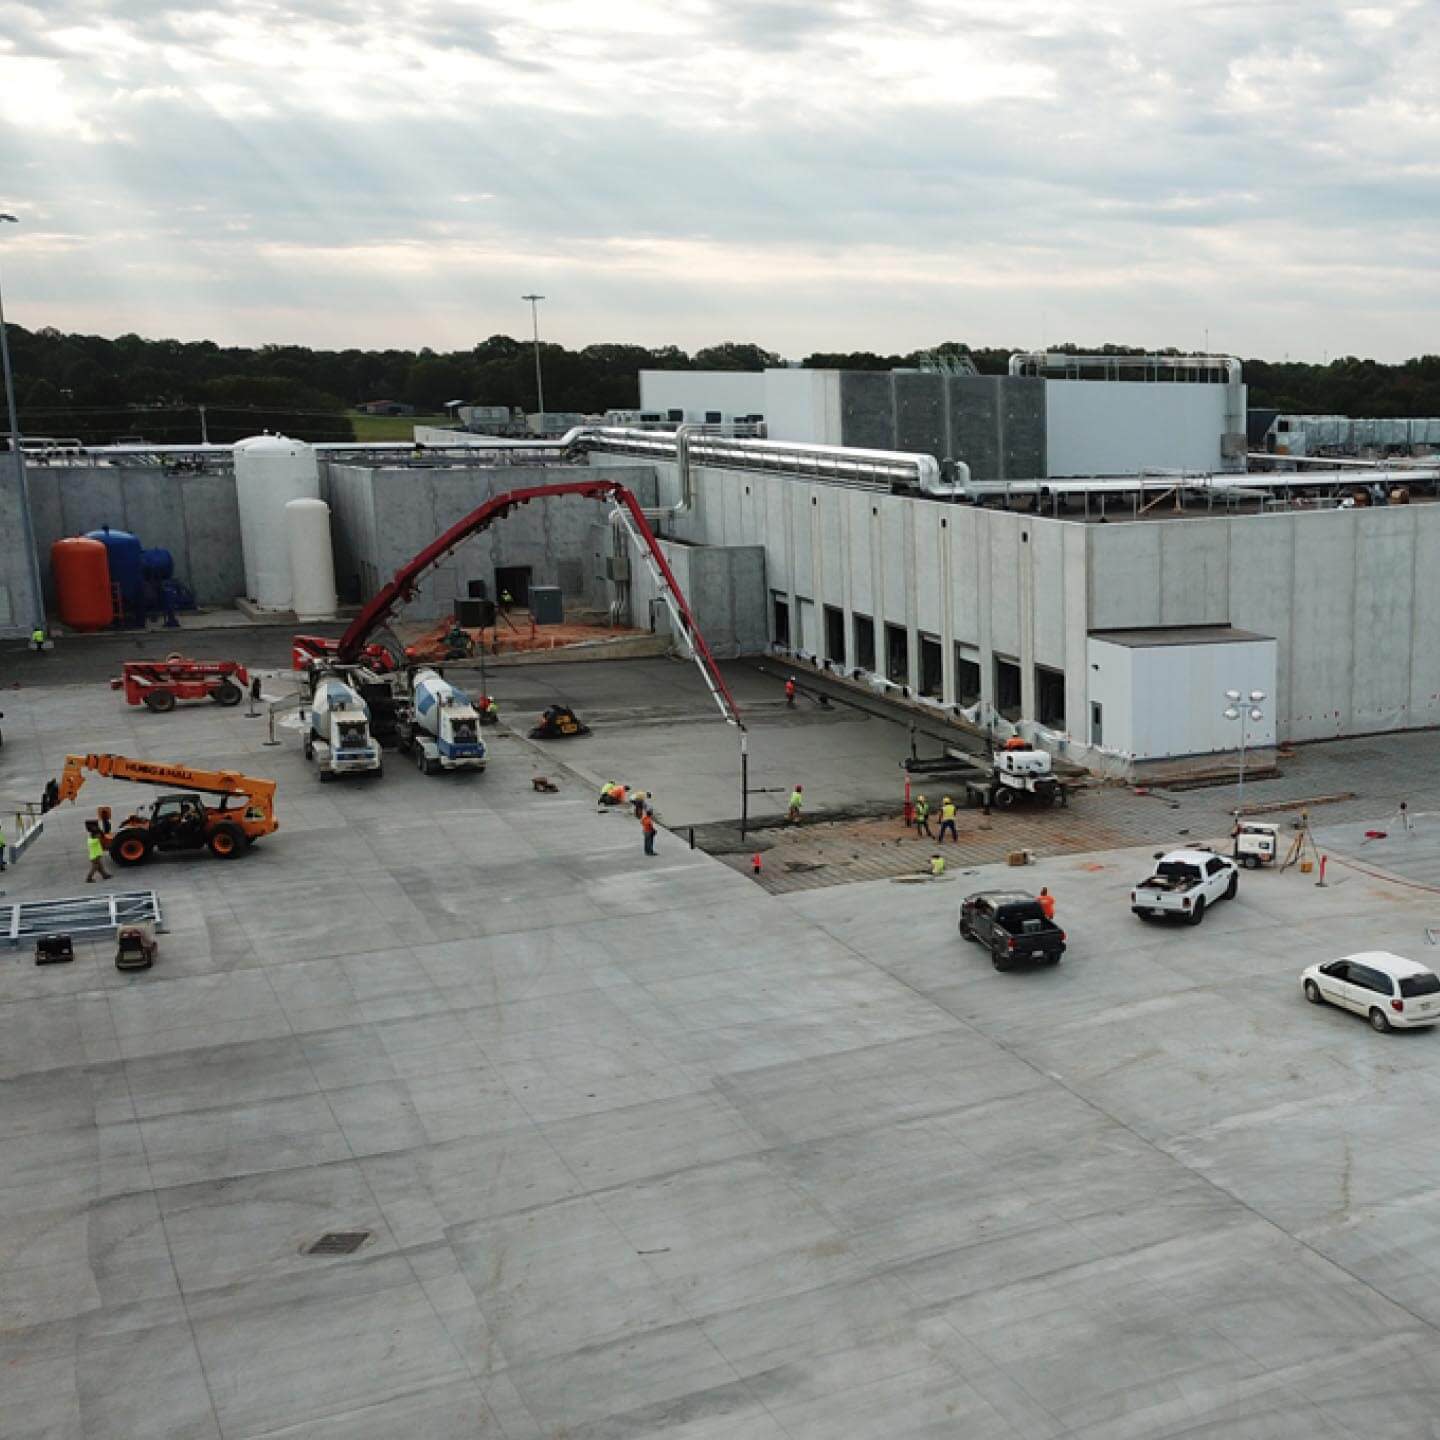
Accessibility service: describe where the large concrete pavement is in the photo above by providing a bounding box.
[5,673,1440,1436]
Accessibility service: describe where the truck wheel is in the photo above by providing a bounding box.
[414,747,428,773]
[212,680,242,706]
[424,757,439,776]
[992,952,1010,971]
[1369,1007,1392,1033]
[1036,789,1055,808]
[1188,898,1207,926]
[993,787,1016,810]
[303,734,314,760]
[143,690,176,713]
[112,830,152,866]
[318,768,333,783]
[1047,954,1061,965]
[207,823,246,859]
[1225,872,1239,900]
[959,919,974,941]
[1243,855,1259,870]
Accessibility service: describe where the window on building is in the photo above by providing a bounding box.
[886,624,909,685]
[994,656,1022,721]
[853,613,876,672]
[1036,666,1066,729]
[772,593,790,647]
[824,606,846,665]
[919,635,943,698]
[954,646,981,707]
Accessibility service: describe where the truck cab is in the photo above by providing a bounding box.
[303,679,383,780]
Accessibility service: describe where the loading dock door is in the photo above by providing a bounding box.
[494,565,532,607]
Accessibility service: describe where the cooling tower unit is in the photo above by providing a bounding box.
[234,433,321,610]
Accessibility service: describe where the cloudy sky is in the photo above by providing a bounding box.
[0,0,1435,357]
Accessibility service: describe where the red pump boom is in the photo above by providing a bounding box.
[329,479,743,727]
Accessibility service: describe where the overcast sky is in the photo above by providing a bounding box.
[0,0,1435,358]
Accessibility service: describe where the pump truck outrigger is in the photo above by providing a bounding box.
[54,753,279,865]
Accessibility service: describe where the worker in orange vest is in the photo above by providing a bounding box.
[641,809,657,856]
[1038,886,1055,920]
[785,676,797,708]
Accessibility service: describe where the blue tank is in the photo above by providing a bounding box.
[86,527,144,617]
[140,547,174,581]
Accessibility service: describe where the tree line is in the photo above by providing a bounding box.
[6,323,1440,446]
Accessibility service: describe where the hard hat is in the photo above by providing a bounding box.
[943,795,952,803]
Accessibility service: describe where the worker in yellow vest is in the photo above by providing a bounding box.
[787,785,804,823]
[930,854,945,877]
[85,824,111,883]
[937,796,958,843]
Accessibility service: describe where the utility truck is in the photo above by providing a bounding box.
[401,668,487,774]
[303,678,382,780]
[1131,848,1238,925]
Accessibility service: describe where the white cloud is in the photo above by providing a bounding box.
[0,0,1437,357]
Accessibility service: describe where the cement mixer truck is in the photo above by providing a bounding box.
[303,677,383,780]
[398,668,487,775]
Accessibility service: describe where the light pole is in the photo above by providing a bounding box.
[0,212,45,639]
[1223,688,1266,816]
[521,293,545,432]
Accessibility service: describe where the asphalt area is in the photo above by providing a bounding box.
[7,635,1440,1437]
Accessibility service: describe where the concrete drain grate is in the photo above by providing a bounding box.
[305,1231,371,1257]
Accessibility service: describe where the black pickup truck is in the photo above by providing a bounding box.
[959,891,1066,970]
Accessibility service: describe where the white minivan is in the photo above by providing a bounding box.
[1301,951,1440,1032]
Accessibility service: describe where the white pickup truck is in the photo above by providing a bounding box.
[1131,848,1238,925]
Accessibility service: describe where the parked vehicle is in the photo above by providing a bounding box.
[1302,951,1440,1032]
[112,655,249,712]
[303,678,382,780]
[959,890,1066,970]
[400,668,487,775]
[1131,848,1238,924]
[1232,821,1279,868]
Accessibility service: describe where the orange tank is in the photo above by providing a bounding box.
[51,536,114,631]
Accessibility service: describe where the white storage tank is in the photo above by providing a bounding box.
[234,433,320,610]
[285,497,338,620]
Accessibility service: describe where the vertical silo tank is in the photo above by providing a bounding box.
[285,497,339,620]
[85,526,144,617]
[233,433,321,609]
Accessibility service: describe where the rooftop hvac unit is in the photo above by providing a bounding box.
[668,409,683,422]
[705,411,722,424]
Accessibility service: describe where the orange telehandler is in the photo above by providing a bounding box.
[55,753,279,865]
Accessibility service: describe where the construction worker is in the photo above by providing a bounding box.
[29,626,46,653]
[631,788,647,820]
[930,854,945,877]
[785,676,797,708]
[788,784,804,823]
[641,808,657,856]
[500,588,514,613]
[913,794,933,838]
[599,780,624,807]
[1038,886,1055,920]
[937,796,958,843]
[84,824,111,883]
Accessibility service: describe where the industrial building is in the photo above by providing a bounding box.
[5,353,1440,774]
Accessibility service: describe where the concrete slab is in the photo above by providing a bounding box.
[7,660,1440,1435]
